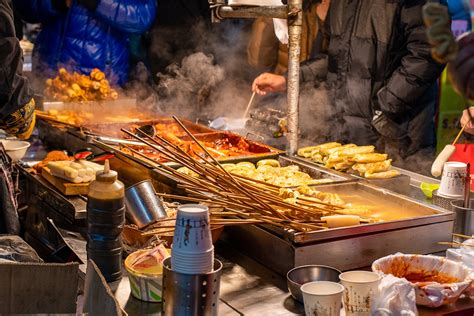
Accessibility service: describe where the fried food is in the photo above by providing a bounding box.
[364,170,401,179]
[33,150,72,173]
[45,68,119,102]
[257,159,280,168]
[339,145,375,157]
[298,142,398,179]
[297,142,341,158]
[350,153,388,163]
[353,159,392,175]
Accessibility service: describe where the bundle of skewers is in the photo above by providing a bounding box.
[114,116,373,233]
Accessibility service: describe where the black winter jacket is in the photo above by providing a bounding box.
[0,0,32,119]
[301,0,445,156]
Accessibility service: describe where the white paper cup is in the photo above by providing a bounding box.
[438,162,467,198]
[339,271,381,316]
[171,246,214,274]
[301,281,344,316]
[172,204,213,253]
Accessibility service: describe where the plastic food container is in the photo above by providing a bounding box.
[125,247,169,303]
[0,140,30,162]
[372,254,473,307]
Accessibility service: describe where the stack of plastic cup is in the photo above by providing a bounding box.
[171,204,214,274]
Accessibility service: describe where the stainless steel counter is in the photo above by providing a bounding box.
[112,241,304,316]
[112,241,474,316]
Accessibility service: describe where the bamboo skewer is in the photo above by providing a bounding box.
[243,91,256,119]
[452,124,467,145]
[438,241,474,248]
[120,121,359,233]
[452,233,473,239]
[171,116,286,219]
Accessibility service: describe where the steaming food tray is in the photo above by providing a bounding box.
[94,130,284,170]
[223,181,454,275]
[291,155,411,195]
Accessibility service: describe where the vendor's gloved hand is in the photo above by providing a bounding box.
[0,98,36,140]
[252,73,287,96]
[448,32,474,100]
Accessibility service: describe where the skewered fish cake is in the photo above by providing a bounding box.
[177,166,199,178]
[221,163,237,172]
[257,159,280,168]
[236,161,255,169]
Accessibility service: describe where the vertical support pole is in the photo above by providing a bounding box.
[286,0,302,155]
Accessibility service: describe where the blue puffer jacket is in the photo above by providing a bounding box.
[14,0,156,86]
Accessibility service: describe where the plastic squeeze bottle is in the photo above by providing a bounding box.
[86,160,125,282]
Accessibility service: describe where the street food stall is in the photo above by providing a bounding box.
[6,104,471,314]
[1,0,473,315]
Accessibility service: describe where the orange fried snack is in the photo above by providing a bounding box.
[32,150,72,174]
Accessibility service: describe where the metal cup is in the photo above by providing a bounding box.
[450,199,474,242]
[125,180,167,229]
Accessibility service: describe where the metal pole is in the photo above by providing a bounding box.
[215,5,287,20]
[286,0,302,155]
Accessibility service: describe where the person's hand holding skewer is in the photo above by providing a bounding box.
[461,106,474,135]
[252,73,287,95]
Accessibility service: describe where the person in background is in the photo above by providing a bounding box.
[247,0,330,75]
[253,0,445,161]
[450,33,474,135]
[0,0,35,139]
[14,0,156,89]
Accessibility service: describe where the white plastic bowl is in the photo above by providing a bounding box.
[0,140,30,161]
[372,254,474,307]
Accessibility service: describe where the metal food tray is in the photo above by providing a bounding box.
[94,131,284,170]
[81,118,215,138]
[41,99,137,112]
[291,155,411,195]
[278,156,353,184]
[222,181,454,275]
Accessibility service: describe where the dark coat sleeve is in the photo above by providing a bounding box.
[13,0,64,24]
[93,0,157,34]
[0,0,33,118]
[375,0,445,120]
